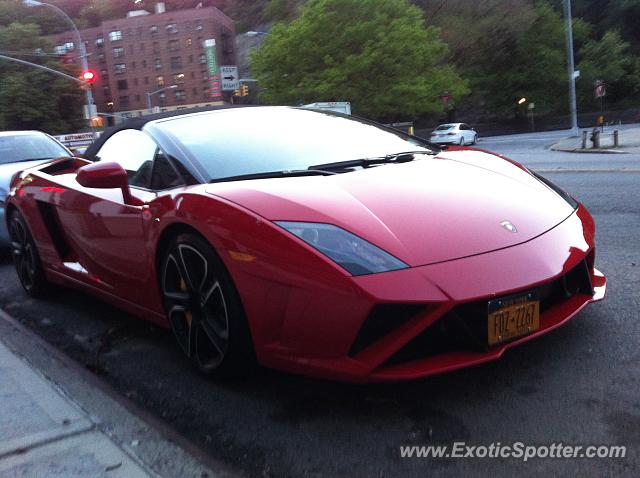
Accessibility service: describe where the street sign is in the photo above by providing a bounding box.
[220,65,239,91]
[54,132,98,149]
[439,91,452,106]
[595,80,606,98]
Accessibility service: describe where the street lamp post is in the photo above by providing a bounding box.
[563,0,579,136]
[23,0,94,118]
[146,85,178,113]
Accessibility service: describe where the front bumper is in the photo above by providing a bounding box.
[258,207,606,382]
[430,135,462,144]
[430,139,458,145]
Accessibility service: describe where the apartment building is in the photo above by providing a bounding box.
[50,3,236,122]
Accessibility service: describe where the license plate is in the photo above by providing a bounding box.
[487,292,540,346]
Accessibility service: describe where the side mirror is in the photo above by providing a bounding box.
[76,161,139,205]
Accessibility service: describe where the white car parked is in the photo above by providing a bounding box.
[430,123,478,145]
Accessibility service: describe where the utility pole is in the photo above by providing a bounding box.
[563,0,579,136]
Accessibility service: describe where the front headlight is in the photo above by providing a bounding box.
[275,221,409,276]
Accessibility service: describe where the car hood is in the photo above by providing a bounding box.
[206,150,576,267]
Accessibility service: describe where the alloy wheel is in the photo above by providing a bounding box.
[162,244,230,371]
[10,217,37,291]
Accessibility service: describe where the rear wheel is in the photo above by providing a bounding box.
[9,210,47,296]
[160,233,255,377]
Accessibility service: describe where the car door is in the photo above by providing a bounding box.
[459,124,470,143]
[55,129,158,307]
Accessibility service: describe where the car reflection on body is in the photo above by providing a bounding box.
[4,106,605,382]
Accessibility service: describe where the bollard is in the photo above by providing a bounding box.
[613,130,619,148]
[581,130,587,149]
[590,128,600,149]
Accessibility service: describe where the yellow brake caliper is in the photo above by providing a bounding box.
[181,278,193,326]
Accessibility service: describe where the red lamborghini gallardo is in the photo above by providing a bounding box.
[4,106,606,382]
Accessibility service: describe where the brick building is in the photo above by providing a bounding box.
[50,3,236,123]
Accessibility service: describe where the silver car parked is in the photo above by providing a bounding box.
[430,123,478,146]
[0,131,72,245]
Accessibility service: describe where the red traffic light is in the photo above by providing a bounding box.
[81,69,97,84]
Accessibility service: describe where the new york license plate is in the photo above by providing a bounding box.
[488,292,540,346]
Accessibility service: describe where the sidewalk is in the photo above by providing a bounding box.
[0,308,232,478]
[551,127,640,153]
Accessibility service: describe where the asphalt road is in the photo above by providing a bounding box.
[0,133,638,477]
[479,126,640,170]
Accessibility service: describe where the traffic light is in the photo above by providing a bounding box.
[240,84,249,97]
[81,69,97,84]
[90,116,104,128]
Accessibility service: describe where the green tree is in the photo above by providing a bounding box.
[262,0,297,21]
[506,3,572,115]
[567,0,640,53]
[430,1,590,117]
[577,30,640,109]
[427,0,539,116]
[0,21,85,133]
[251,0,469,119]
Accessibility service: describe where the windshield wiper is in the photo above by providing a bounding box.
[209,169,336,183]
[308,150,435,172]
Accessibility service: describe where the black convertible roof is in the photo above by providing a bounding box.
[83,104,248,160]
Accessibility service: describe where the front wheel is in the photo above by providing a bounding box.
[9,210,47,296]
[160,233,255,377]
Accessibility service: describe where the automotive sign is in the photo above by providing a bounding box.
[54,132,99,149]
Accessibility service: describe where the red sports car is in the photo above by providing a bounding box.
[5,106,606,382]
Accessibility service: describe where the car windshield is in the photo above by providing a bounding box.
[435,124,455,131]
[152,107,435,181]
[0,134,70,165]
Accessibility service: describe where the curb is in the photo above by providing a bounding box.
[550,147,629,154]
[0,307,238,478]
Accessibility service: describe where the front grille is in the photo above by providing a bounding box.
[348,304,427,356]
[382,259,594,367]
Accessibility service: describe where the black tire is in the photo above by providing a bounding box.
[472,133,478,145]
[160,233,255,377]
[9,210,48,297]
